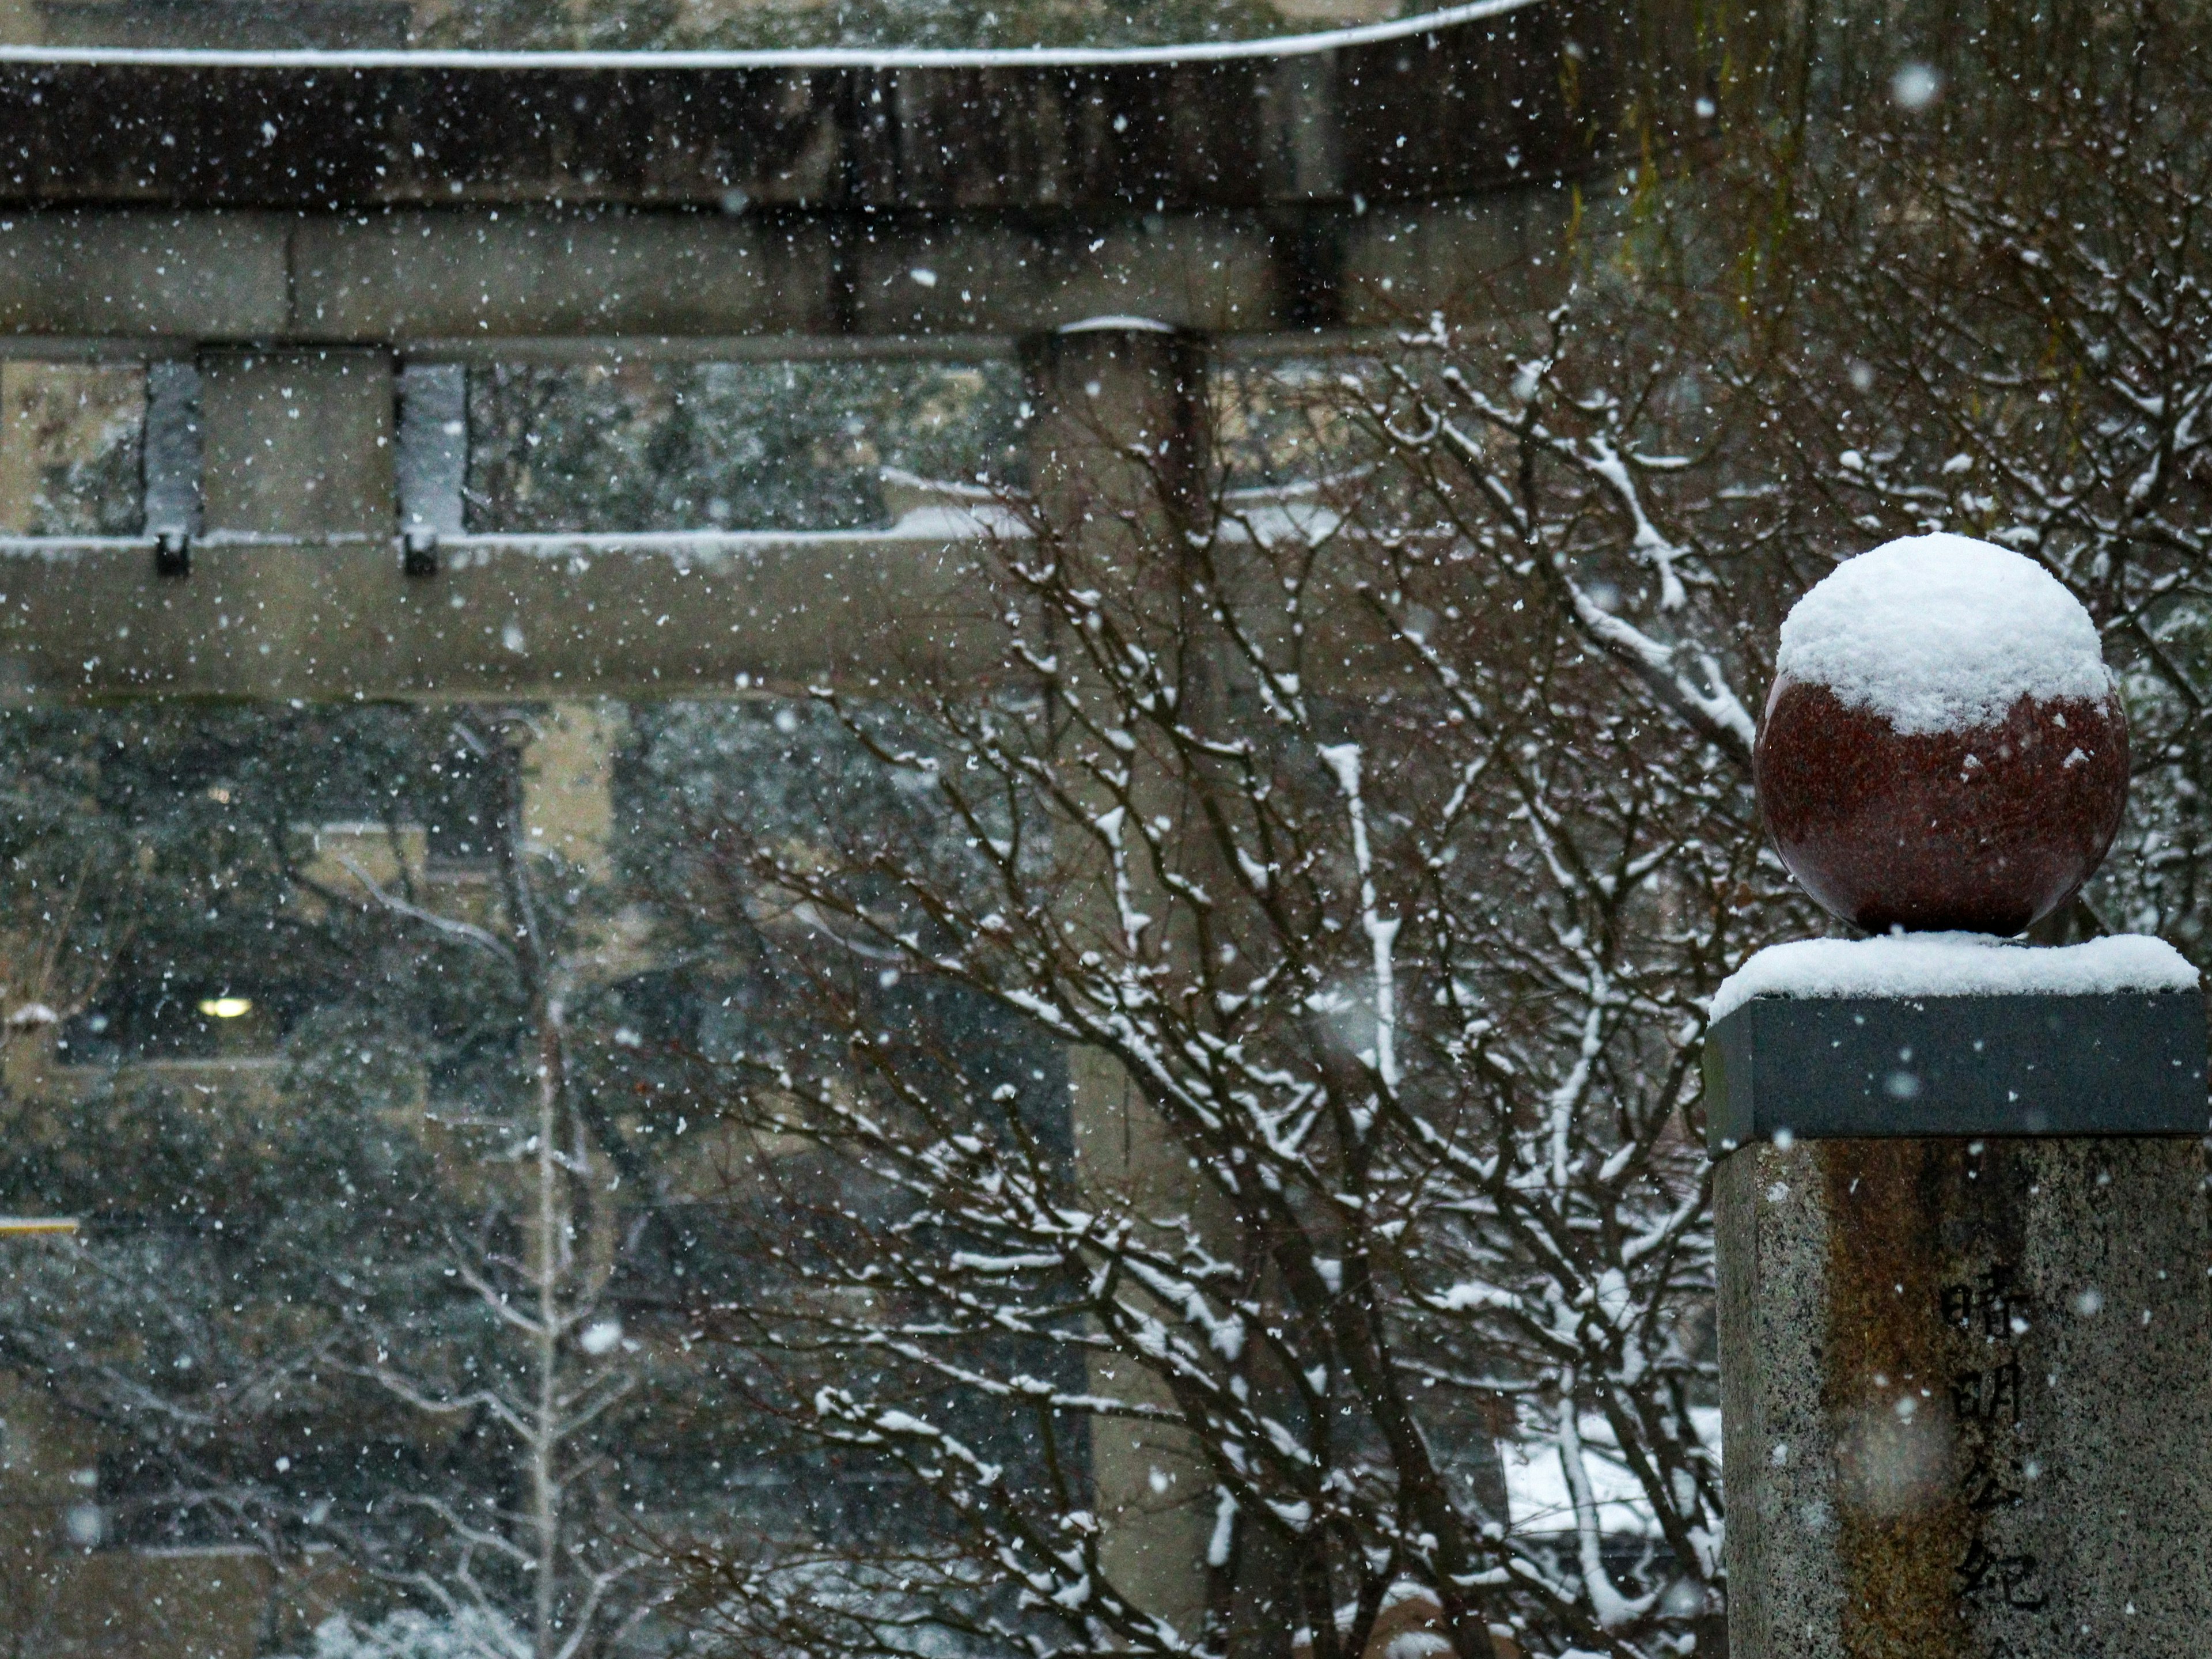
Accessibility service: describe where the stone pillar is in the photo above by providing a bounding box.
[1023,321,1209,548]
[1025,322,1221,1643]
[1066,1044,1225,1642]
[200,349,394,537]
[1710,984,2212,1658]
[1719,531,2212,1657]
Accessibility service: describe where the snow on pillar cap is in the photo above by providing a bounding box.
[1711,931,2200,1021]
[1776,533,2111,736]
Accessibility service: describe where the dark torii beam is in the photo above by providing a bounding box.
[0,0,1657,350]
[0,3,1607,212]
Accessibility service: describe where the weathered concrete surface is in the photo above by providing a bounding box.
[0,1,1639,348]
[0,532,1006,700]
[1025,322,1210,536]
[201,348,393,534]
[1029,327,1224,1640]
[0,520,1422,703]
[1718,1135,2212,1658]
[0,195,1570,346]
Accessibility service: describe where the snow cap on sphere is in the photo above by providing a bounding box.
[1775,533,2111,736]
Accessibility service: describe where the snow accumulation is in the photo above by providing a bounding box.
[1775,533,2111,736]
[884,502,1031,539]
[0,0,1536,69]
[1712,932,2199,1021]
[1499,1408,1721,1536]
[1057,316,1177,335]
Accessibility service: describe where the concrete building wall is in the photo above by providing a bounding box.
[0,718,623,1651]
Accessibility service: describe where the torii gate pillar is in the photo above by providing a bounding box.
[1026,322,1232,1643]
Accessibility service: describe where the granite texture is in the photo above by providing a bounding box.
[1718,1135,2212,1658]
[1753,680,2127,934]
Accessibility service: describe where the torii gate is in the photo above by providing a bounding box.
[0,0,1658,704]
[0,0,1666,1632]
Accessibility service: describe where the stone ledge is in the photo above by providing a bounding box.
[1703,988,2209,1153]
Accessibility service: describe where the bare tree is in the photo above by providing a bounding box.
[7,12,2210,1658]
[656,253,1816,1659]
[339,718,664,1659]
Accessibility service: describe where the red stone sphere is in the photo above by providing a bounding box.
[1753,675,2128,935]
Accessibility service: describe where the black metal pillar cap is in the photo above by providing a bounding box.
[1702,988,2209,1156]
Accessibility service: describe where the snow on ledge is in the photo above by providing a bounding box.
[0,0,1537,71]
[1711,932,2199,1022]
[1056,315,1177,335]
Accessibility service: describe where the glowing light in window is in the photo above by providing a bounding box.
[198,997,253,1020]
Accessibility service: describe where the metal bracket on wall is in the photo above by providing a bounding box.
[143,359,202,570]
[396,362,465,579]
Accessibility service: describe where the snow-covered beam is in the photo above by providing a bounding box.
[0,2,1626,217]
[0,0,1671,350]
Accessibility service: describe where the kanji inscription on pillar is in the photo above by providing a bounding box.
[1718,1135,2212,1658]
